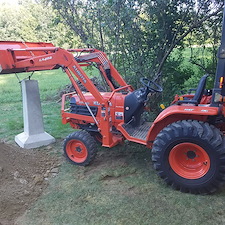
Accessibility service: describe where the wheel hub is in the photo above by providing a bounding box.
[76,146,82,153]
[169,142,210,179]
[186,150,196,159]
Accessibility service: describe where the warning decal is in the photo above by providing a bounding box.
[115,112,123,120]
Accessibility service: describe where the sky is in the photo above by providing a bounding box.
[0,0,18,3]
[0,0,19,5]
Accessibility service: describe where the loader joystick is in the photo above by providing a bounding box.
[140,77,163,93]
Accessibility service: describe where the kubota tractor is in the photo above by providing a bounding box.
[1,8,225,195]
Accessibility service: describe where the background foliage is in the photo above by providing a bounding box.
[0,0,224,104]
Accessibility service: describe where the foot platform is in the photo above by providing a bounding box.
[122,122,152,141]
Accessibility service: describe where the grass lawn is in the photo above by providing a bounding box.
[19,146,225,225]
[0,69,71,141]
[1,69,225,225]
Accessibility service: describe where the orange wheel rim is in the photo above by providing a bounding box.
[66,140,88,163]
[169,143,210,179]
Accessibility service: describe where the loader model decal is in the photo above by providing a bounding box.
[73,65,87,83]
[39,56,52,62]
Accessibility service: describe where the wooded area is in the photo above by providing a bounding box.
[0,0,224,104]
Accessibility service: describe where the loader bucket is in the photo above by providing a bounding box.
[0,41,55,74]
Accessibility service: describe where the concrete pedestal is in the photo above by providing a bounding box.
[15,80,55,149]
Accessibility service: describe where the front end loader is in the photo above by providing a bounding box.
[1,6,225,194]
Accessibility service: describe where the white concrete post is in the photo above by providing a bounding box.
[15,80,55,149]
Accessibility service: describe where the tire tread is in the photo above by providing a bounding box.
[63,130,97,166]
[152,120,225,194]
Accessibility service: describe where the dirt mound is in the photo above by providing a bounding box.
[0,142,60,225]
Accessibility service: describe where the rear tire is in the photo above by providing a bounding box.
[64,130,97,166]
[152,120,225,194]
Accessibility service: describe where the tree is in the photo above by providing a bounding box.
[43,0,224,111]
[46,1,223,83]
[0,0,79,48]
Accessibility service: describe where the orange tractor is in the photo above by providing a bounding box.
[1,12,225,195]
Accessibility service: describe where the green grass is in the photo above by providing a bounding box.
[18,145,225,225]
[171,46,216,92]
[0,69,72,141]
[2,66,225,225]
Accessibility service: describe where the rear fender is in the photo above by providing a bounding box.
[146,104,219,148]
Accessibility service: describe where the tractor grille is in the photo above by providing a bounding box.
[70,104,98,116]
[122,122,152,141]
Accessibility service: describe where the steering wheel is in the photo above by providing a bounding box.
[140,77,163,93]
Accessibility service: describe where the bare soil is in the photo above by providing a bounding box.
[0,141,60,225]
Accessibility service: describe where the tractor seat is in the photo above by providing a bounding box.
[178,74,209,106]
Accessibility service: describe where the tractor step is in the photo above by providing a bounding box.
[122,122,152,141]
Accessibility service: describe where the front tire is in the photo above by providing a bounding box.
[64,130,97,166]
[152,120,225,194]
[89,131,102,144]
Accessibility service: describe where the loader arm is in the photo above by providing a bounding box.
[0,41,132,147]
[0,41,131,104]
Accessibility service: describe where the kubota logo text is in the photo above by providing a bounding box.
[73,65,87,83]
